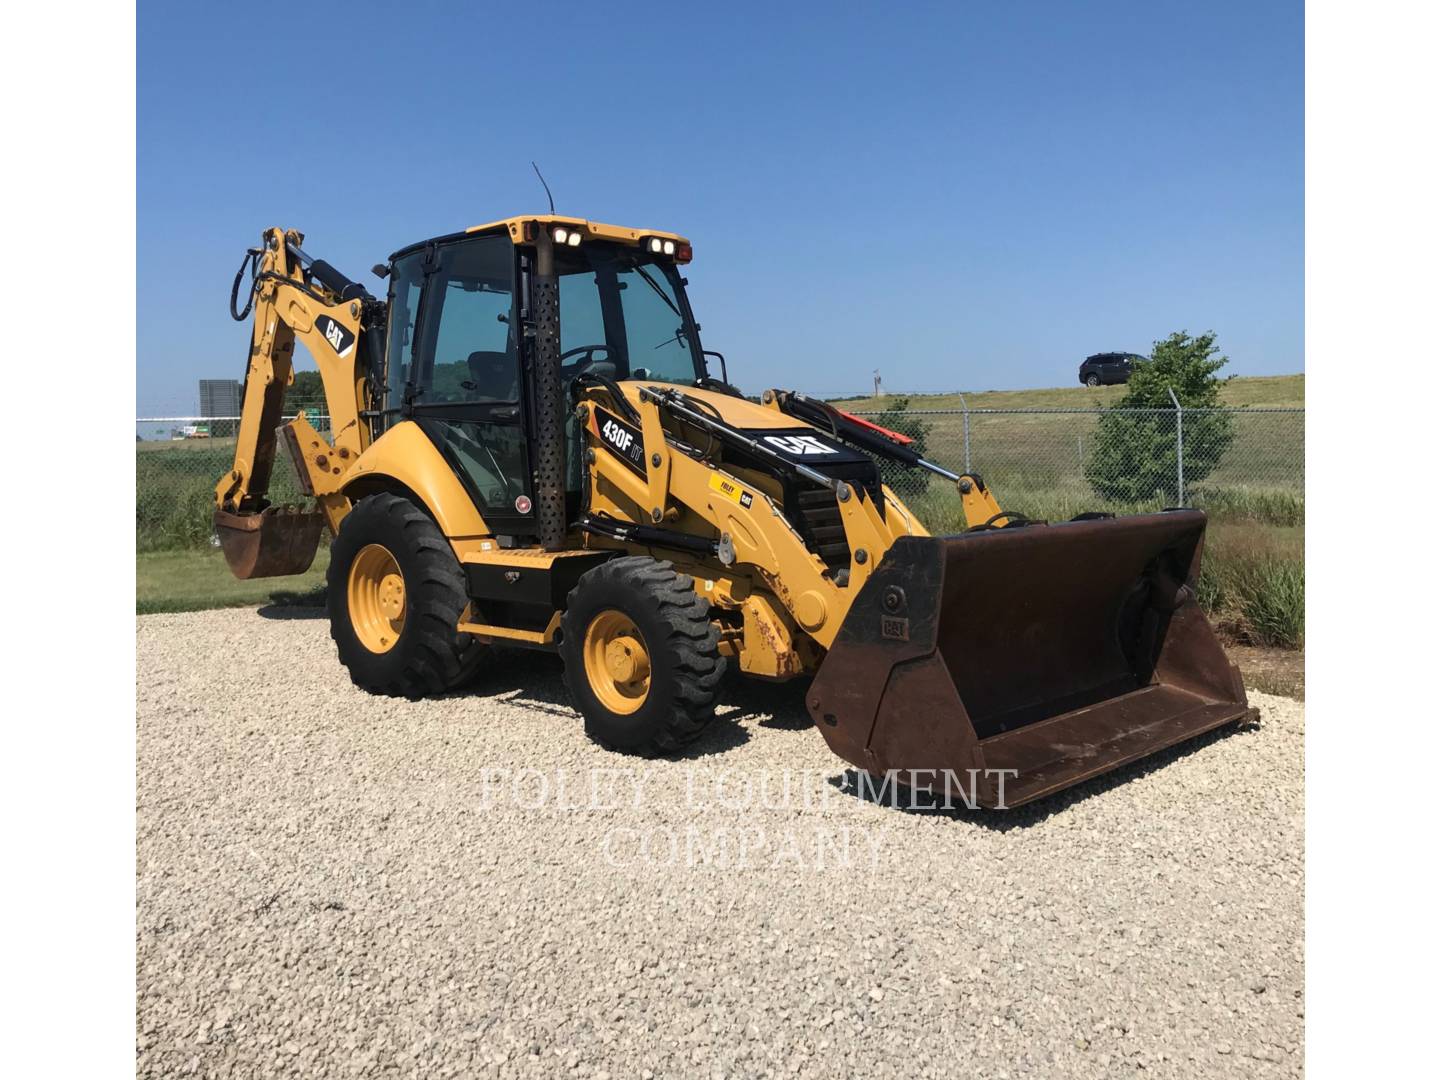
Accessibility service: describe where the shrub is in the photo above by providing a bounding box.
[1085,331,1236,504]
[868,397,933,495]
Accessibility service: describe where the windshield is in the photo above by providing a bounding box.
[555,242,702,385]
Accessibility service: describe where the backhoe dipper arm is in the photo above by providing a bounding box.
[214,226,376,527]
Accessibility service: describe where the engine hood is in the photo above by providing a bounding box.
[613,381,873,469]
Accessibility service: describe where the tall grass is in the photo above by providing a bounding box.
[1199,523,1305,648]
[136,439,311,552]
[1235,560,1304,648]
[1191,487,1304,528]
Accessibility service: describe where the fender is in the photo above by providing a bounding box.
[341,421,490,540]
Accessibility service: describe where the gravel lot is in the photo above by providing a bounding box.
[137,607,1303,1078]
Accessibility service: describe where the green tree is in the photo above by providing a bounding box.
[870,397,933,497]
[1084,331,1236,504]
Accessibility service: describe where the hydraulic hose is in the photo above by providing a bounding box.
[229,248,262,321]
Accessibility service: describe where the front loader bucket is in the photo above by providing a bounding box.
[214,506,324,580]
[808,511,1254,809]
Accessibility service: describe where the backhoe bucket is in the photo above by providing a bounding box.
[214,506,325,580]
[808,511,1254,809]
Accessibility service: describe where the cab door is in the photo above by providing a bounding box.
[384,233,536,535]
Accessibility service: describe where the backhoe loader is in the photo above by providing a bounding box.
[215,216,1253,808]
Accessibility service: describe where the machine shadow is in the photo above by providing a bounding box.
[830,717,1257,831]
[454,647,788,758]
[256,596,328,620]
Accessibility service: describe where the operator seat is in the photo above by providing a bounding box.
[466,351,518,402]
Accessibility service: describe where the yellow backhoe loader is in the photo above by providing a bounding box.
[215,217,1253,808]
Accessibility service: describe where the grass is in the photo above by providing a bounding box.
[839,390,1304,526]
[828,372,1305,411]
[137,548,329,614]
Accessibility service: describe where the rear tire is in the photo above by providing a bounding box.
[327,492,484,698]
[1086,374,1101,387]
[560,556,727,754]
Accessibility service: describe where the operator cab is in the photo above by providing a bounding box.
[377,220,713,538]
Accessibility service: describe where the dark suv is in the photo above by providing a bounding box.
[1078,352,1144,387]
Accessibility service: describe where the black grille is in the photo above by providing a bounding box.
[792,488,850,568]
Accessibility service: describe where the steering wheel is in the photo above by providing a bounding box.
[559,345,612,378]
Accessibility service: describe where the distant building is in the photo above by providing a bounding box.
[199,379,242,418]
[199,379,242,438]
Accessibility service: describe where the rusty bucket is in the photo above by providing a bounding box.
[214,505,325,580]
[808,511,1254,808]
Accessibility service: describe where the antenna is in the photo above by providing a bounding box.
[531,162,555,214]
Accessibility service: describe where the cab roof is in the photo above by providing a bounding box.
[391,215,689,261]
[469,214,689,246]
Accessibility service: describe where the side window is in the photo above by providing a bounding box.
[383,254,424,422]
[413,236,518,404]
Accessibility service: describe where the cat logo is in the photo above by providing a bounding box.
[315,315,355,358]
[763,433,837,456]
[881,616,910,641]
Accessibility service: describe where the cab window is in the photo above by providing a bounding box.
[412,236,519,404]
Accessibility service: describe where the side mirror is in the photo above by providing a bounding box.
[703,350,729,386]
[372,263,390,280]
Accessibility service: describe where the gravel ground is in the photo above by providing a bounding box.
[137,607,1303,1078]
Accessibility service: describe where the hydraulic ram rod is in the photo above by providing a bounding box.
[780,392,961,482]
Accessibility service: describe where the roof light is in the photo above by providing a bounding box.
[648,237,663,253]
[662,239,675,256]
[566,230,581,247]
[552,226,569,244]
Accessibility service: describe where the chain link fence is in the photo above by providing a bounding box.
[136,406,1302,551]
[847,405,1304,532]
[136,415,331,552]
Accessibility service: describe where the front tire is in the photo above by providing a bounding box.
[560,556,727,754]
[327,492,483,698]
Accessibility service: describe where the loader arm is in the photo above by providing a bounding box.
[213,226,380,577]
[574,377,1251,808]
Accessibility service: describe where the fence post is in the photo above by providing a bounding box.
[959,394,971,473]
[1167,387,1184,506]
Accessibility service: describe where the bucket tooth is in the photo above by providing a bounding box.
[807,512,1253,809]
[214,505,324,580]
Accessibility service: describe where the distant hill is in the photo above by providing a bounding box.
[829,373,1304,411]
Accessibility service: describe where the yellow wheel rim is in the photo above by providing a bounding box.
[347,544,406,653]
[582,609,652,715]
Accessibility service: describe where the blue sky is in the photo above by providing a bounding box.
[137,0,1302,412]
